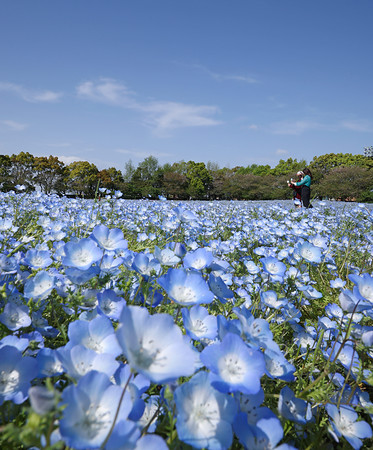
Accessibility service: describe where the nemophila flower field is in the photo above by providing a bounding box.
[0,190,373,450]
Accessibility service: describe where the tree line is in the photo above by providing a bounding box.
[0,151,372,201]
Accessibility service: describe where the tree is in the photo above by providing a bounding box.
[0,154,12,191]
[33,156,66,194]
[186,161,212,199]
[317,166,373,201]
[271,158,306,176]
[98,167,124,191]
[9,152,35,190]
[66,161,99,197]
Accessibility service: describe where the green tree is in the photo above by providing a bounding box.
[317,166,373,201]
[186,161,212,199]
[33,156,66,194]
[98,167,124,191]
[66,161,99,197]
[0,154,12,191]
[9,151,35,190]
[271,158,306,176]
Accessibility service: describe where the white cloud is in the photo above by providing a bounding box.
[247,124,258,130]
[340,120,373,132]
[76,78,135,106]
[142,101,221,130]
[0,81,63,102]
[269,120,324,135]
[58,155,85,165]
[276,148,289,155]
[0,120,28,131]
[76,78,222,131]
[187,63,258,84]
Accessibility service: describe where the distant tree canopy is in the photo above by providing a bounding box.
[0,151,372,201]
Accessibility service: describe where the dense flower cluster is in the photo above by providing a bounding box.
[0,190,373,449]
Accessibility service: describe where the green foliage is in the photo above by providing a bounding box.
[66,161,99,197]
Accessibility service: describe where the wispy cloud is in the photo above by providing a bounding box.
[247,124,259,130]
[76,78,135,106]
[115,148,172,158]
[76,78,222,132]
[276,148,289,155]
[58,155,85,165]
[340,120,373,133]
[0,81,63,102]
[0,119,28,131]
[186,63,258,84]
[269,120,326,135]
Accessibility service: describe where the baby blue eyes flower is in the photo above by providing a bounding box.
[59,370,133,450]
[67,315,122,357]
[296,241,323,264]
[330,277,346,289]
[62,238,103,271]
[91,224,128,251]
[183,248,214,270]
[260,257,287,280]
[158,268,214,306]
[174,370,237,449]
[182,305,218,340]
[349,273,373,304]
[0,345,37,406]
[278,386,312,425]
[23,270,56,300]
[0,301,31,331]
[208,273,234,302]
[326,404,372,449]
[23,248,53,269]
[116,305,197,383]
[97,289,126,321]
[201,333,265,395]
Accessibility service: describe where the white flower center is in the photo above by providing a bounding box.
[171,285,197,304]
[0,369,20,395]
[218,353,245,383]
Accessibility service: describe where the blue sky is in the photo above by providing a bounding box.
[0,0,372,170]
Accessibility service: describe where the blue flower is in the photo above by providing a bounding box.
[23,270,55,300]
[260,257,287,280]
[0,301,31,331]
[158,268,214,306]
[57,345,119,380]
[59,370,133,449]
[0,345,37,405]
[208,273,234,302]
[116,305,197,383]
[201,333,265,395]
[62,238,103,271]
[91,224,128,251]
[183,248,214,271]
[67,315,122,356]
[278,386,312,425]
[326,404,372,449]
[174,370,237,449]
[23,248,53,269]
[349,273,373,304]
[296,241,323,264]
[182,304,218,340]
[97,289,126,321]
[234,412,288,450]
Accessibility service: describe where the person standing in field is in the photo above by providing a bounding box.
[288,171,303,207]
[291,168,313,208]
